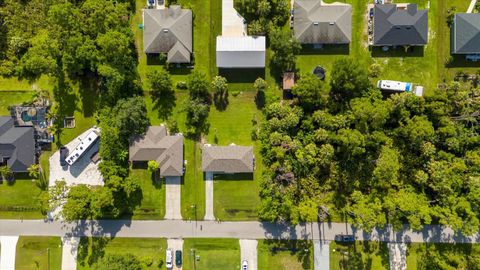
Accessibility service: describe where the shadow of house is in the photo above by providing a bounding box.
[371,45,425,57]
[372,4,428,51]
[218,68,265,83]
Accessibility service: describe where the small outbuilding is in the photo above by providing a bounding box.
[216,36,266,68]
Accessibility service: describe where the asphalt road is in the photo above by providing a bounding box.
[1,220,480,244]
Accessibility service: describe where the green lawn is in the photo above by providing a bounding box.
[0,75,53,91]
[406,242,480,270]
[77,237,167,269]
[0,91,34,115]
[330,241,389,270]
[258,240,314,270]
[130,167,166,220]
[0,178,44,219]
[183,238,240,270]
[16,236,62,270]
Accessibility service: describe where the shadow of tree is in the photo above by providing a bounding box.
[152,91,176,121]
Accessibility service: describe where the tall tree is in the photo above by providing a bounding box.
[329,58,371,108]
[212,75,228,111]
[147,69,176,119]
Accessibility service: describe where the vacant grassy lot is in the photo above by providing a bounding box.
[0,178,44,219]
[16,236,62,270]
[130,167,166,220]
[77,237,167,269]
[258,240,314,270]
[330,241,389,270]
[183,238,240,270]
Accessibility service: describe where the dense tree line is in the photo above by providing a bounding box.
[236,0,290,36]
[0,0,140,104]
[257,58,480,235]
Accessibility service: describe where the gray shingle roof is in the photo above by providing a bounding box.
[143,5,192,63]
[129,126,184,177]
[452,13,480,54]
[294,1,352,44]
[202,145,254,173]
[0,116,35,173]
[373,4,428,46]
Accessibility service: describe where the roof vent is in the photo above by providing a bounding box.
[395,26,401,29]
[329,22,335,25]
[405,26,411,30]
[313,22,319,26]
[163,29,169,33]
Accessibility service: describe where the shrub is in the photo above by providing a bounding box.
[176,81,187,89]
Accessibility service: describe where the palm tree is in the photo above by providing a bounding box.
[28,164,40,179]
[0,166,12,182]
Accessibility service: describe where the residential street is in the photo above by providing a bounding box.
[1,220,480,244]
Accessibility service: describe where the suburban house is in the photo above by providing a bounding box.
[129,126,184,177]
[451,13,480,55]
[202,144,254,174]
[216,0,266,68]
[143,5,192,63]
[293,0,352,45]
[373,4,428,47]
[0,116,35,173]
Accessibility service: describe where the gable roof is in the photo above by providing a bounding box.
[294,0,352,44]
[452,13,480,54]
[373,4,428,46]
[202,145,254,173]
[0,116,35,172]
[129,126,184,177]
[143,6,192,63]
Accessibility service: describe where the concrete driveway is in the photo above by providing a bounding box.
[62,236,80,270]
[0,236,19,270]
[240,239,257,270]
[204,172,215,220]
[388,243,407,270]
[167,238,184,270]
[314,240,329,270]
[165,177,182,220]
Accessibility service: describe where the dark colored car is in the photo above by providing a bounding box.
[60,146,69,167]
[175,250,182,267]
[334,234,355,243]
[369,8,374,18]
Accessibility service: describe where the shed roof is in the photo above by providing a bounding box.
[129,126,184,177]
[143,6,192,63]
[373,4,428,46]
[294,0,352,44]
[202,145,254,173]
[452,13,480,54]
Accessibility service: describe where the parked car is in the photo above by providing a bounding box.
[60,146,69,167]
[334,234,355,243]
[147,0,155,8]
[175,250,182,267]
[166,249,173,268]
[242,260,248,270]
[369,8,374,18]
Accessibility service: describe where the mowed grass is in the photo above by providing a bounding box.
[183,238,240,270]
[330,241,389,270]
[258,240,314,270]
[130,167,166,220]
[77,237,167,269]
[208,91,262,220]
[16,236,62,270]
[0,178,44,219]
[0,75,53,91]
[0,91,34,115]
[406,242,480,270]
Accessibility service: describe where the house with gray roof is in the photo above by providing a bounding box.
[202,145,254,174]
[294,0,352,44]
[451,13,480,55]
[0,116,35,173]
[143,5,192,63]
[129,126,184,177]
[373,4,428,46]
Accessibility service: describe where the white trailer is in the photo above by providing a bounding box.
[66,130,99,166]
[377,80,423,97]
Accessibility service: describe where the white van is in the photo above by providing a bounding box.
[166,248,173,269]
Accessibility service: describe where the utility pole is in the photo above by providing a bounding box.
[47,247,50,270]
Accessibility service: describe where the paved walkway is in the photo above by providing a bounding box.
[167,238,184,270]
[467,0,478,13]
[0,236,19,270]
[204,172,215,221]
[1,220,480,244]
[61,236,80,270]
[165,177,182,220]
[388,243,407,270]
[240,239,257,270]
[314,240,329,270]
